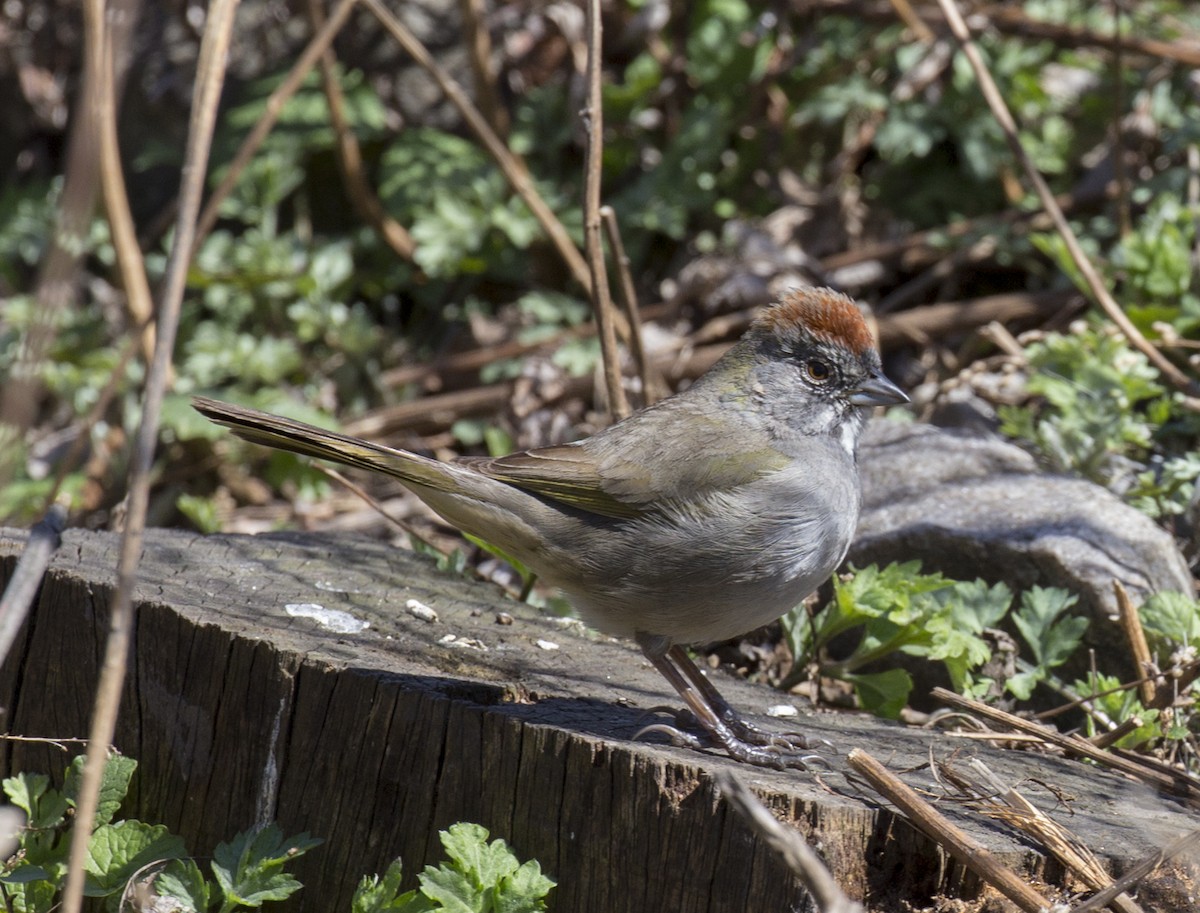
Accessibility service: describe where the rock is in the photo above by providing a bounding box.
[852,420,1195,659]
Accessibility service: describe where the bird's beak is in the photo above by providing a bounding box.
[849,371,909,407]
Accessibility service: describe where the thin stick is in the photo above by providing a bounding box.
[1114,580,1157,707]
[306,0,416,261]
[1108,0,1131,239]
[930,0,1197,396]
[581,0,628,420]
[1071,828,1200,913]
[812,0,1200,68]
[601,205,657,403]
[360,0,593,296]
[458,0,507,138]
[846,749,1055,913]
[959,759,1142,913]
[0,504,68,668]
[60,1,241,910]
[192,0,358,253]
[717,771,864,913]
[885,0,933,42]
[932,688,1200,803]
[1090,716,1142,750]
[94,0,154,364]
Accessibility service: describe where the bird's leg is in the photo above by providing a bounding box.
[633,634,824,770]
[667,645,827,753]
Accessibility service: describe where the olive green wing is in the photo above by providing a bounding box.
[461,410,788,520]
[458,445,644,519]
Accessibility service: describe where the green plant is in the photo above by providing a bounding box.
[0,753,319,912]
[998,317,1200,519]
[351,823,554,913]
[782,563,1086,716]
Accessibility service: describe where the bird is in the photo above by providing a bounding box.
[193,287,907,769]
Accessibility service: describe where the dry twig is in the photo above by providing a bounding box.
[0,504,68,669]
[847,748,1057,912]
[60,1,241,909]
[1114,580,1159,708]
[601,205,660,404]
[717,771,864,913]
[90,0,154,364]
[581,0,629,420]
[932,688,1200,806]
[307,0,416,261]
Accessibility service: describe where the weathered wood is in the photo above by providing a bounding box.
[0,527,1195,911]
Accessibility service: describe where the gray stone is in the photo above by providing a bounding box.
[852,420,1195,647]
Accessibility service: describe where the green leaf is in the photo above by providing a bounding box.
[65,753,137,828]
[177,493,222,534]
[5,876,57,913]
[945,579,1013,631]
[154,858,212,912]
[845,669,912,719]
[210,824,321,908]
[1011,587,1084,668]
[1005,669,1042,702]
[489,859,555,913]
[352,859,430,913]
[3,773,67,831]
[83,820,186,897]
[1140,592,1200,650]
[0,865,53,885]
[439,824,507,888]
[418,863,482,913]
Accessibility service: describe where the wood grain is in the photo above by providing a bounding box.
[0,527,1194,911]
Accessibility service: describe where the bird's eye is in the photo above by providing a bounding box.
[805,359,832,382]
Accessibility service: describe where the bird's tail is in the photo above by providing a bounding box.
[191,396,454,493]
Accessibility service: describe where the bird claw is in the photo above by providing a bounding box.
[717,711,829,754]
[633,722,707,750]
[633,715,831,771]
[634,705,696,728]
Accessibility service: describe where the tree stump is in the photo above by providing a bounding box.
[0,527,1194,911]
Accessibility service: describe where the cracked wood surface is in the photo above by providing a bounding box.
[0,527,1195,911]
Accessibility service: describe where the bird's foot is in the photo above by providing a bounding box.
[634,710,830,770]
[718,710,833,754]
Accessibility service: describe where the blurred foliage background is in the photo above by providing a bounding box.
[2,0,1199,540]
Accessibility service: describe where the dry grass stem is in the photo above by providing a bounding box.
[847,748,1056,912]
[1089,716,1143,750]
[717,771,864,913]
[581,0,629,420]
[306,0,416,261]
[60,1,242,909]
[0,504,67,668]
[947,759,1143,913]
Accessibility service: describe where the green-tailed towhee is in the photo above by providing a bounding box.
[193,287,907,769]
